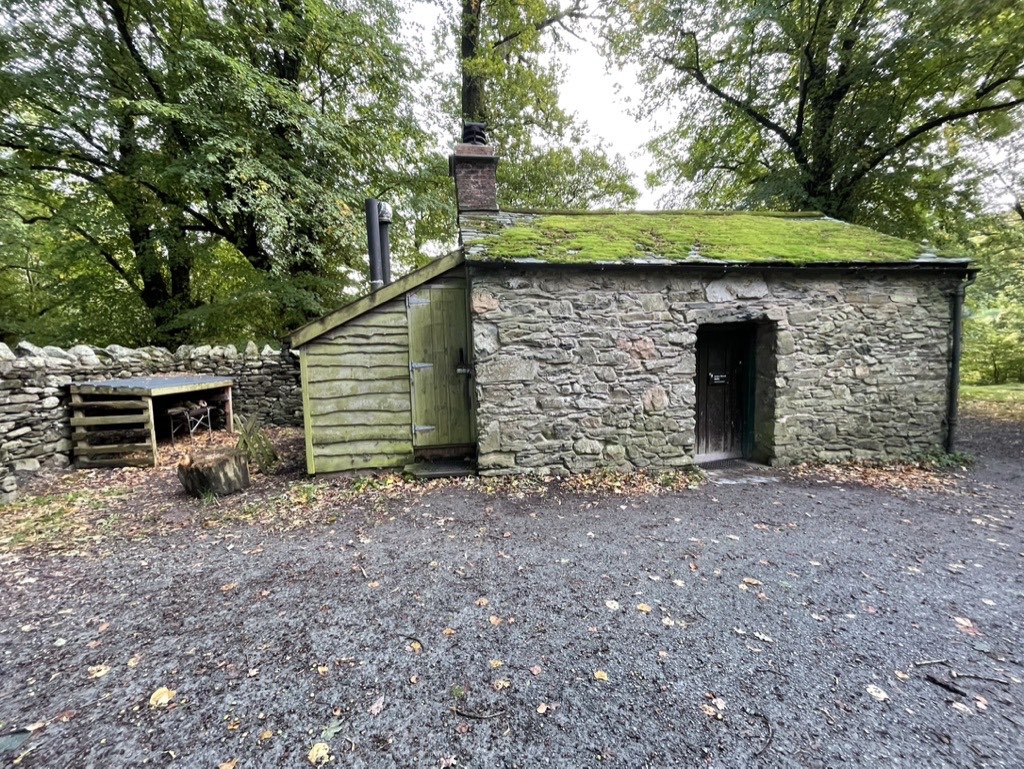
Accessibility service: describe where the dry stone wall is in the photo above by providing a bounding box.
[470,266,959,475]
[0,341,301,496]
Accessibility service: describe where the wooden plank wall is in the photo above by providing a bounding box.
[302,297,413,473]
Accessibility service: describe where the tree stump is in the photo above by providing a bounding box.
[177,450,250,497]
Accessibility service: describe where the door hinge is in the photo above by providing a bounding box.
[413,425,436,434]
[410,362,433,371]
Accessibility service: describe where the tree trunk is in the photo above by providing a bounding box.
[461,0,486,123]
[177,450,250,497]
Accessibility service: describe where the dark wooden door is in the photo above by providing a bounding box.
[696,326,752,461]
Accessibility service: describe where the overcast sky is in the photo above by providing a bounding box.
[404,4,662,207]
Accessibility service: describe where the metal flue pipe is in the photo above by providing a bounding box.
[364,198,383,290]
[377,201,393,286]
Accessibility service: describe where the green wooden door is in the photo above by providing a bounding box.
[407,284,475,449]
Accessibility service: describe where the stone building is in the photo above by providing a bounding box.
[290,136,975,476]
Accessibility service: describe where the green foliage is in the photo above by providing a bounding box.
[0,0,430,347]
[475,211,926,263]
[445,0,639,211]
[961,216,1024,384]
[604,0,1024,238]
[234,414,280,475]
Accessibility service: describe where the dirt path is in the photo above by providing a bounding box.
[1,415,1022,768]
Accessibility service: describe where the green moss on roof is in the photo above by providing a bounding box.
[472,211,929,265]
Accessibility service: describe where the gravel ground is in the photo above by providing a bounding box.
[1,415,1022,768]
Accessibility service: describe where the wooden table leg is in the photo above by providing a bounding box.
[225,386,234,433]
[145,396,158,467]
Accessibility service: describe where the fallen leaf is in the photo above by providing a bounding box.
[895,670,910,681]
[700,703,723,720]
[636,603,652,614]
[410,675,419,684]
[866,684,889,702]
[950,702,973,716]
[442,627,456,637]
[530,665,542,676]
[88,665,111,679]
[492,679,511,691]
[369,695,385,715]
[409,641,422,654]
[226,720,241,731]
[604,599,620,611]
[488,615,502,626]
[259,730,273,741]
[308,742,331,766]
[320,720,343,740]
[439,756,457,768]
[489,659,503,669]
[455,722,471,735]
[149,686,176,708]
[753,632,774,643]
[594,670,609,682]
[537,703,549,714]
[220,582,238,593]
[317,665,329,676]
[127,654,141,669]
[98,623,110,633]
[981,599,995,606]
[475,597,489,607]
[672,579,685,588]
[662,617,676,627]
[218,760,238,769]
[368,580,380,589]
[56,710,76,723]
[742,577,762,586]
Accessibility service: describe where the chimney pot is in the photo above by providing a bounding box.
[462,122,487,145]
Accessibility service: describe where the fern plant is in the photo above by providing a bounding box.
[234,414,279,475]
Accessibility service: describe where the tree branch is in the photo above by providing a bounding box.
[662,39,806,168]
[492,0,587,48]
[845,96,1024,190]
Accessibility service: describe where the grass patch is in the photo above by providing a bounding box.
[469,211,935,265]
[961,384,1024,422]
[961,383,1024,402]
[0,489,125,550]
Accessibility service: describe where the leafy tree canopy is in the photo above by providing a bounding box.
[604,0,1024,238]
[0,0,427,346]
[451,0,639,210]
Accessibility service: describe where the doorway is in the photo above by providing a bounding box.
[406,281,476,453]
[695,324,756,462]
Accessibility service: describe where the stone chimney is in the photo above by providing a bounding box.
[449,122,498,213]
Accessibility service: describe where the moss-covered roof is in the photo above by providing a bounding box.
[461,210,961,266]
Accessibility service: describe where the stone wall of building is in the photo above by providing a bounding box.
[470,266,960,475]
[0,342,301,494]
